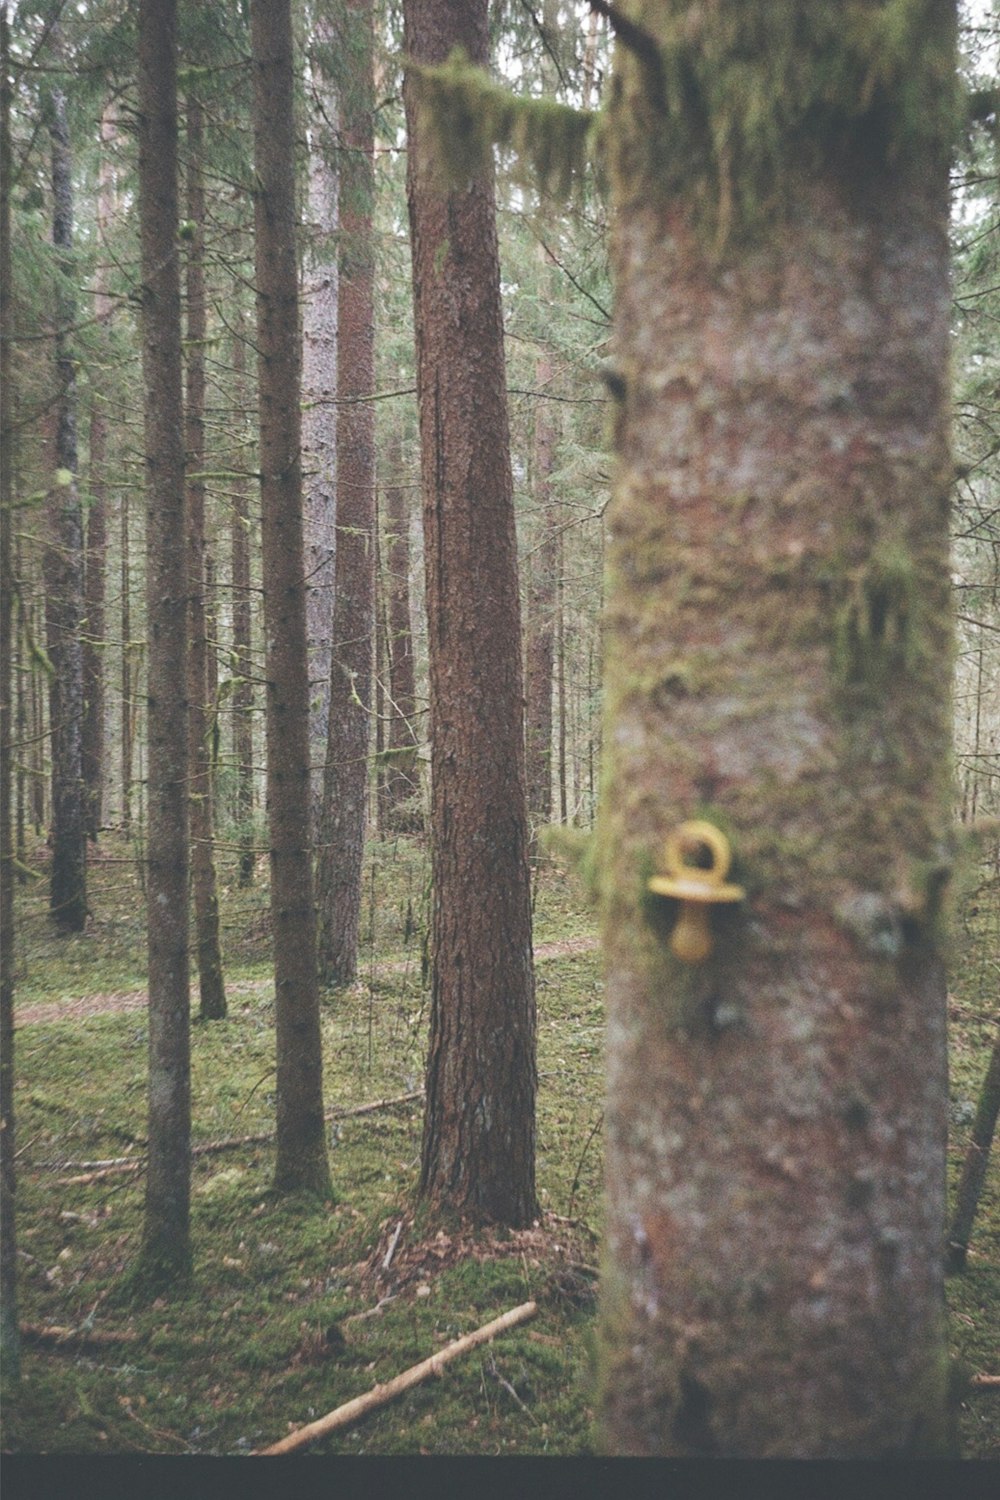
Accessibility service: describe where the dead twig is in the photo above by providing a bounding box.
[255,1299,538,1455]
[20,1322,137,1349]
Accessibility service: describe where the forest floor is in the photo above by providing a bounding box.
[2,829,998,1459]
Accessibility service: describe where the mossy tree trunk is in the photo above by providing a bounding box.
[250,0,331,1197]
[404,0,537,1227]
[229,324,255,887]
[136,0,191,1290]
[595,0,957,1457]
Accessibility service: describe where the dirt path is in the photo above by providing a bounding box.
[16,934,599,1027]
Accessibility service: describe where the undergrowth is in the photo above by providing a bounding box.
[2,831,997,1456]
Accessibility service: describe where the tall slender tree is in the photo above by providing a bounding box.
[229,323,256,886]
[135,0,191,1289]
[379,424,421,832]
[250,0,331,1196]
[44,31,86,932]
[593,0,958,1456]
[404,0,537,1226]
[184,91,226,1020]
[1,0,20,1385]
[316,0,377,987]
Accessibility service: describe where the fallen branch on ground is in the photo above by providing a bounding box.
[50,1091,425,1184]
[255,1299,538,1455]
[970,1373,1000,1391]
[20,1322,137,1349]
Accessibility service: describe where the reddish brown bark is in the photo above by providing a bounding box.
[404,0,537,1226]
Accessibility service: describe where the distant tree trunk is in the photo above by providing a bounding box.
[404,0,537,1227]
[120,488,134,836]
[44,61,87,932]
[316,0,377,988]
[380,426,421,832]
[595,1,956,1456]
[230,326,255,886]
[524,342,558,832]
[251,0,332,1196]
[946,1022,1000,1273]
[136,0,191,1290]
[302,20,339,818]
[1,0,20,1385]
[184,93,226,1021]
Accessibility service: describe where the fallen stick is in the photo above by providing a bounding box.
[20,1322,137,1349]
[256,1298,538,1456]
[52,1091,425,1184]
[970,1373,1000,1392]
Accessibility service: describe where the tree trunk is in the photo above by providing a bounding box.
[403,0,537,1227]
[381,426,422,832]
[524,341,558,832]
[119,487,134,836]
[184,93,226,1021]
[316,0,377,988]
[44,58,87,932]
[230,325,255,887]
[250,0,332,1196]
[81,104,116,843]
[946,1020,1000,1273]
[1,0,20,1384]
[136,0,191,1290]
[302,20,339,820]
[595,1,956,1457]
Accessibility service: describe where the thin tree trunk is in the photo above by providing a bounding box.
[135,0,191,1290]
[524,341,558,832]
[595,1,956,1456]
[120,487,133,836]
[404,0,537,1227]
[230,326,255,886]
[250,0,331,1196]
[302,20,339,820]
[44,57,87,932]
[184,93,226,1021]
[81,104,116,843]
[381,427,421,832]
[0,0,20,1384]
[946,1021,1000,1272]
[316,0,377,988]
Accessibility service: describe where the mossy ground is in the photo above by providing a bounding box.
[2,829,997,1456]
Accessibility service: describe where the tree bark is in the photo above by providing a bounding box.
[302,19,339,820]
[404,0,537,1227]
[136,0,191,1290]
[1,0,20,1384]
[184,93,226,1021]
[44,53,87,932]
[250,0,331,1196]
[946,1019,1000,1273]
[524,341,558,832]
[229,325,256,887]
[316,0,377,987]
[380,426,422,832]
[595,1,956,1457]
[81,103,116,843]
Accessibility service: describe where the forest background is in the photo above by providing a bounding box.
[0,0,999,1462]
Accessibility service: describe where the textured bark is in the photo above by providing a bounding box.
[595,2,956,1457]
[316,0,377,988]
[302,21,339,817]
[1,0,20,1383]
[184,94,226,1021]
[404,0,537,1227]
[251,0,331,1196]
[44,65,87,932]
[136,0,191,1289]
[81,104,116,843]
[119,487,134,836]
[229,327,255,886]
[380,427,422,832]
[524,343,558,831]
